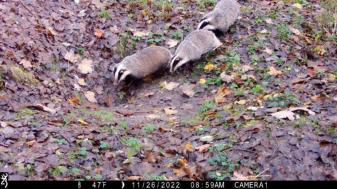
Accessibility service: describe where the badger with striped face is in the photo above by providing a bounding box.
[197,0,240,34]
[112,46,172,85]
[169,29,222,72]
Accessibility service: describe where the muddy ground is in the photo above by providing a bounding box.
[0,0,337,180]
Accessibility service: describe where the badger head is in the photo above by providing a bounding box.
[197,16,217,31]
[169,55,189,73]
[112,63,131,85]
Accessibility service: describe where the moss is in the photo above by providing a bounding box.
[10,66,38,85]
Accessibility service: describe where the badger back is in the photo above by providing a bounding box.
[123,46,171,78]
[214,0,240,31]
[175,30,219,61]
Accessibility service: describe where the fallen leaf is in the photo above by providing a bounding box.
[164,107,178,116]
[241,65,253,73]
[127,176,142,180]
[214,86,231,104]
[95,29,103,38]
[185,142,194,152]
[265,18,273,24]
[144,151,156,163]
[264,47,273,55]
[204,63,215,71]
[176,158,187,168]
[78,119,89,126]
[68,96,80,105]
[26,140,35,146]
[133,31,147,37]
[78,59,93,74]
[127,96,135,103]
[289,107,315,116]
[232,171,250,180]
[84,91,97,103]
[234,100,247,105]
[180,84,195,97]
[64,50,79,63]
[220,72,234,83]
[259,29,268,34]
[200,135,214,143]
[143,92,155,97]
[26,104,56,114]
[289,26,301,36]
[78,78,87,86]
[314,45,326,56]
[166,39,179,48]
[269,66,282,76]
[92,0,105,9]
[271,110,295,120]
[195,144,210,153]
[20,59,32,69]
[162,81,179,91]
[292,3,303,10]
[147,114,160,119]
[199,78,206,84]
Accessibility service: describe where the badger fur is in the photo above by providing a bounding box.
[112,46,172,85]
[197,0,240,34]
[169,29,222,72]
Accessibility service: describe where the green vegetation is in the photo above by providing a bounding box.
[208,152,239,180]
[264,90,300,108]
[143,124,155,134]
[200,100,215,113]
[10,66,38,85]
[120,137,141,158]
[99,9,109,19]
[276,23,291,41]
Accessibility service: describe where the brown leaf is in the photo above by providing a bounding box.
[185,142,194,152]
[180,84,195,97]
[166,39,179,48]
[271,110,295,120]
[95,29,103,38]
[127,176,142,181]
[269,66,282,76]
[144,151,156,163]
[78,119,89,126]
[26,140,36,147]
[84,91,97,103]
[115,109,134,116]
[20,59,32,69]
[195,144,210,153]
[78,59,93,74]
[162,81,179,91]
[64,50,79,63]
[232,171,250,180]
[77,78,87,86]
[68,96,80,105]
[147,114,160,120]
[164,107,178,116]
[26,104,56,114]
[214,86,231,104]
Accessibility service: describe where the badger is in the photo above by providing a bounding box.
[169,29,222,72]
[112,46,172,85]
[197,0,240,34]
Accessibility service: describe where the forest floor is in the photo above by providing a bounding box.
[0,0,337,180]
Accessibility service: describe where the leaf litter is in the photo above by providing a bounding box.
[0,0,336,181]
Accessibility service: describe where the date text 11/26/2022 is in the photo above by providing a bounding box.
[131,181,267,189]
